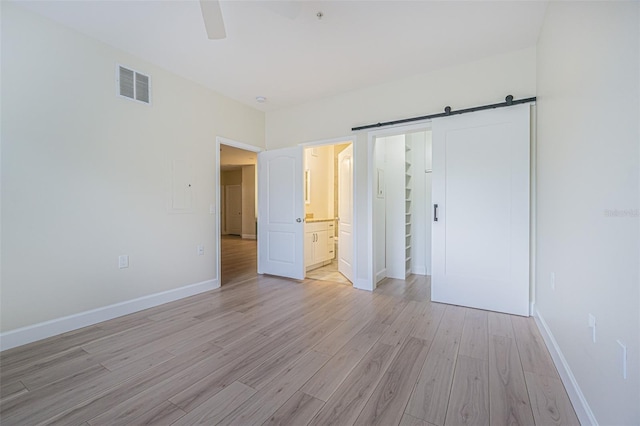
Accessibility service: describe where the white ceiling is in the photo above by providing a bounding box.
[15,0,548,112]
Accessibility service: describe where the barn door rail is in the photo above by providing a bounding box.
[351,95,536,132]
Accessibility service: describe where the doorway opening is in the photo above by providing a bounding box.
[218,141,260,286]
[303,142,354,285]
[370,127,432,289]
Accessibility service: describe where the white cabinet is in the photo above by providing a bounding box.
[305,221,335,270]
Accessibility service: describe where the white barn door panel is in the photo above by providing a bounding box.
[431,104,530,316]
[257,146,305,280]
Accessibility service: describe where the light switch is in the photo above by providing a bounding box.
[118,255,129,269]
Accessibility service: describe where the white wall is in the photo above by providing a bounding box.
[266,47,536,150]
[383,135,406,280]
[536,2,639,424]
[0,4,264,334]
[373,138,387,283]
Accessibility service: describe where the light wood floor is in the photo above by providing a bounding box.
[221,235,257,286]
[0,248,580,425]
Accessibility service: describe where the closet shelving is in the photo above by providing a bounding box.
[405,141,412,277]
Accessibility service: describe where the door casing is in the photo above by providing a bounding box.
[215,137,262,288]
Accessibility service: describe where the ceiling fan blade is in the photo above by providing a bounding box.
[200,0,226,40]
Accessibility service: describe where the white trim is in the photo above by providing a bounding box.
[366,132,376,292]
[529,105,537,317]
[353,278,371,291]
[215,137,263,284]
[411,266,427,275]
[352,138,361,290]
[533,309,598,426]
[300,135,359,288]
[241,234,256,240]
[0,279,218,351]
[375,268,387,284]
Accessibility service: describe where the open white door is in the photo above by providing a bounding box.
[431,104,530,316]
[338,144,354,283]
[257,146,305,280]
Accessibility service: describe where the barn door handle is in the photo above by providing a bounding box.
[434,204,439,222]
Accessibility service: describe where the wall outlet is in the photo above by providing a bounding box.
[588,314,596,343]
[617,340,627,379]
[118,255,129,269]
[197,245,204,256]
[550,272,555,290]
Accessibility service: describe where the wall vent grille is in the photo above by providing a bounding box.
[117,64,151,105]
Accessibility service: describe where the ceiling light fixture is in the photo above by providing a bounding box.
[256,96,266,103]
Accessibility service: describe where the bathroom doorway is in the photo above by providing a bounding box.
[303,142,354,284]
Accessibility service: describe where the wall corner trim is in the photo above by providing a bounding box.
[353,278,373,292]
[0,278,219,351]
[533,309,599,426]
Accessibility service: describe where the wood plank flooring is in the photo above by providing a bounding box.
[221,235,257,286]
[1,240,580,425]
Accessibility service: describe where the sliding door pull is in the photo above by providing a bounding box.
[434,204,439,222]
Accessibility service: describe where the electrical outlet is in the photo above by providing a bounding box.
[550,272,555,290]
[588,314,596,343]
[617,340,627,379]
[197,245,204,256]
[118,255,129,269]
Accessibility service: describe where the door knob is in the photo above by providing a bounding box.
[296,218,302,223]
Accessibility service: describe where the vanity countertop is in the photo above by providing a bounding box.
[305,218,336,223]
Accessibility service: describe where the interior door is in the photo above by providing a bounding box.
[338,144,354,283]
[225,184,242,235]
[431,104,530,316]
[257,146,305,280]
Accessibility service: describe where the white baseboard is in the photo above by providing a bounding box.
[0,278,219,352]
[241,234,256,240]
[353,277,373,292]
[375,268,387,284]
[411,266,427,275]
[533,309,598,425]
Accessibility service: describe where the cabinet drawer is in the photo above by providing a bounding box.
[305,221,329,233]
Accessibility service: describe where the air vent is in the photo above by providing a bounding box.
[116,64,151,105]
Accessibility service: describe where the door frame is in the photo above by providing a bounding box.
[300,135,358,287]
[215,136,262,287]
[367,122,432,291]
